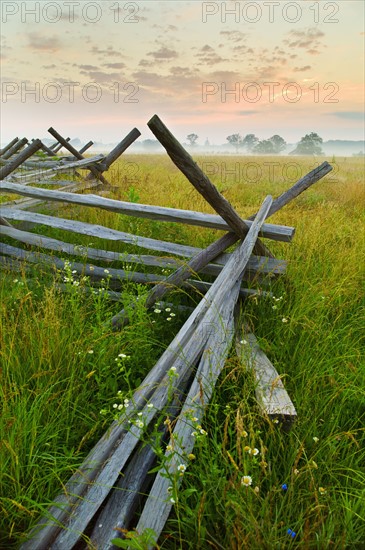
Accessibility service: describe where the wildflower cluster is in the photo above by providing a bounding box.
[269,293,289,323]
[186,412,208,439]
[244,446,260,456]
[114,352,131,373]
[153,303,176,322]
[62,260,88,287]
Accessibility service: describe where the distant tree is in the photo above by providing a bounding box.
[253,139,276,154]
[226,133,242,153]
[291,132,324,155]
[187,133,199,146]
[242,134,259,153]
[269,134,287,154]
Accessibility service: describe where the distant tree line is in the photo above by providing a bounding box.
[185,132,325,155]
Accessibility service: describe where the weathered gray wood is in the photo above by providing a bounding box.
[89,394,183,549]
[187,279,271,299]
[0,255,24,270]
[0,180,101,211]
[52,137,70,153]
[236,332,297,428]
[1,137,28,160]
[56,285,194,314]
[0,217,13,227]
[0,137,19,156]
[90,441,158,548]
[136,285,238,544]
[143,232,237,312]
[249,161,333,220]
[96,128,141,172]
[148,114,271,258]
[0,140,42,180]
[109,232,247,329]
[0,243,267,303]
[6,159,62,169]
[78,141,93,155]
[0,225,286,277]
[0,181,294,241]
[126,160,332,323]
[8,155,105,183]
[92,199,272,543]
[21,197,272,547]
[33,140,56,157]
[0,243,165,285]
[42,341,199,549]
[48,127,111,186]
[0,209,231,258]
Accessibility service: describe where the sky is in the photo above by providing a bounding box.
[1,0,364,145]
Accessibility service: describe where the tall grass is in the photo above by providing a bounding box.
[0,155,364,548]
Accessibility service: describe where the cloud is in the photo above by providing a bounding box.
[27,32,62,52]
[219,30,246,43]
[79,71,122,84]
[195,45,228,66]
[75,64,100,71]
[138,59,155,68]
[169,66,197,78]
[42,64,57,70]
[103,62,126,69]
[283,28,325,54]
[293,65,311,72]
[147,46,179,60]
[90,46,123,58]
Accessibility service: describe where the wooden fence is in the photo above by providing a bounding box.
[0,115,333,548]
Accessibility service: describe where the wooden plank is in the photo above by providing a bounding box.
[1,137,28,160]
[0,137,19,156]
[48,127,113,186]
[96,128,141,172]
[78,141,93,155]
[8,155,105,183]
[0,140,42,180]
[0,243,165,285]
[88,395,182,549]
[251,162,333,219]
[0,217,13,228]
[136,285,238,542]
[52,137,70,153]
[0,243,268,301]
[148,114,271,257]
[0,209,233,258]
[35,140,57,157]
[0,225,286,277]
[56,285,194,313]
[0,182,295,242]
[0,180,101,210]
[110,196,272,329]
[236,332,297,429]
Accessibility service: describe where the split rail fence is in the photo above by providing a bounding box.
[0,115,333,549]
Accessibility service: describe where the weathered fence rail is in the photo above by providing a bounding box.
[0,115,333,549]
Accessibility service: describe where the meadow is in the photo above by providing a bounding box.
[0,154,364,549]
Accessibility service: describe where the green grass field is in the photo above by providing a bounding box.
[0,155,364,549]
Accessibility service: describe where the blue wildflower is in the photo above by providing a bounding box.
[287,528,296,538]
[282,483,288,491]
